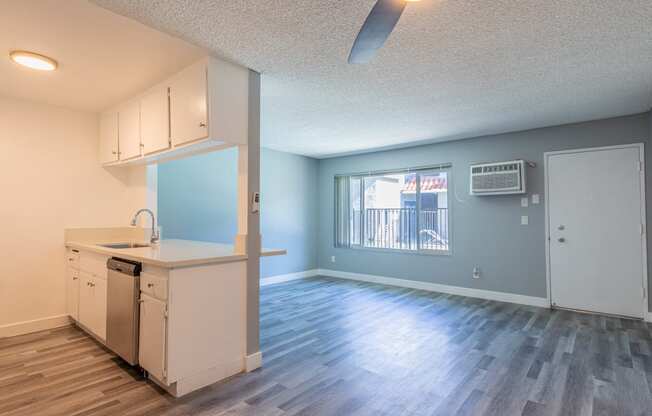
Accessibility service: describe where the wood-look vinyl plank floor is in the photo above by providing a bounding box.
[2,276,652,415]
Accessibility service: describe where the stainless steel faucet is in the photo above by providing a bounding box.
[131,209,160,244]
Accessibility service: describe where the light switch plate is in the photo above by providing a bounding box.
[521,215,529,225]
[532,194,540,204]
[521,197,529,207]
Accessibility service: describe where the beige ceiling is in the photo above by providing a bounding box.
[89,0,652,158]
[0,0,203,112]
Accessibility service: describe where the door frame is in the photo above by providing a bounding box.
[544,143,647,318]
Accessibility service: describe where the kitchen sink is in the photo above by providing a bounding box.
[98,242,151,249]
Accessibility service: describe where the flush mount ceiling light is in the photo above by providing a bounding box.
[9,50,58,71]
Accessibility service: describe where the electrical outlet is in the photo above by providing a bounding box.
[331,256,336,263]
[472,267,481,279]
[521,215,529,225]
[521,197,529,208]
[532,194,540,205]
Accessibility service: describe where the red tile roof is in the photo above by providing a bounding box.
[402,176,447,193]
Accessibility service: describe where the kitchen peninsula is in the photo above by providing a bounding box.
[64,228,285,397]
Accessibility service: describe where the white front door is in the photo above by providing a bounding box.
[547,144,646,319]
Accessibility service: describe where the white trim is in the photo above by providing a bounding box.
[544,142,648,319]
[317,269,549,308]
[646,311,652,323]
[260,269,319,286]
[0,314,71,339]
[245,351,263,372]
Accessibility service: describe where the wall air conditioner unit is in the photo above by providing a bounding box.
[470,160,526,195]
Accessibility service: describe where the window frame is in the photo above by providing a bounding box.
[335,164,453,256]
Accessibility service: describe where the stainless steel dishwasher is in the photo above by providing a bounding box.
[106,257,142,366]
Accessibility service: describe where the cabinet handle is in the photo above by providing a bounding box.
[147,283,154,288]
[199,122,206,128]
[72,277,78,281]
[112,151,117,155]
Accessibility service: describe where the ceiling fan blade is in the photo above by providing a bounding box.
[348,0,407,64]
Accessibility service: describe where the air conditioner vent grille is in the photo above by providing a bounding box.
[470,160,526,196]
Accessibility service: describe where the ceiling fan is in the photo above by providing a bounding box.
[348,0,421,64]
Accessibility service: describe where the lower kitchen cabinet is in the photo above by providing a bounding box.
[66,268,80,321]
[66,249,109,340]
[139,293,168,381]
[64,245,247,398]
[78,271,107,341]
[137,261,246,397]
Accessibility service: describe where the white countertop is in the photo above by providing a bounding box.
[65,239,286,269]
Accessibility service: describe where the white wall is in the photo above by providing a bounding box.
[0,96,147,332]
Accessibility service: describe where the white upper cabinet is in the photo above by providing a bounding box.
[99,56,249,167]
[99,112,119,164]
[170,61,208,147]
[141,86,171,155]
[118,101,142,161]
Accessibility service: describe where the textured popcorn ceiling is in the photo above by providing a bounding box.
[91,0,652,158]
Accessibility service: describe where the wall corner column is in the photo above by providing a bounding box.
[242,70,261,357]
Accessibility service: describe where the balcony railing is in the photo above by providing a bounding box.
[351,208,449,251]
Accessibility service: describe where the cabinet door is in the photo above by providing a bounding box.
[99,112,119,164]
[118,101,141,161]
[141,86,170,155]
[93,277,107,341]
[78,273,107,341]
[139,294,167,382]
[170,62,208,147]
[66,268,80,321]
[78,272,94,332]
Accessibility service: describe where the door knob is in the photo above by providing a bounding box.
[558,238,566,243]
[557,225,565,231]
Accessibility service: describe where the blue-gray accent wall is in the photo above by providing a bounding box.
[158,147,319,278]
[158,112,651,307]
[318,113,651,301]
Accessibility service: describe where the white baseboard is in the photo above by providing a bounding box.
[260,269,319,286]
[317,269,549,308]
[0,314,71,339]
[245,351,263,372]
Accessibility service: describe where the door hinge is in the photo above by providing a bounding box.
[639,161,643,172]
[641,224,646,236]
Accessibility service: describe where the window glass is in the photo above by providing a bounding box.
[362,173,416,250]
[335,167,451,253]
[418,171,449,251]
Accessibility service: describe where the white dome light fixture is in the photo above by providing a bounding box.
[9,50,58,71]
